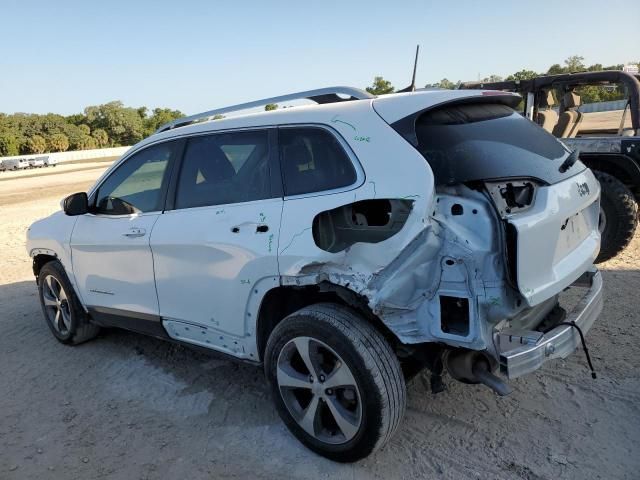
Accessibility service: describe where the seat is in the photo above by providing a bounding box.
[177,138,237,208]
[535,90,558,133]
[282,143,321,195]
[552,92,583,138]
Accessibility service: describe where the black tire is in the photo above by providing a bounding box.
[38,260,100,344]
[594,171,638,263]
[264,303,406,462]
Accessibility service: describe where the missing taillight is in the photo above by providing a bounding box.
[485,180,537,217]
[501,182,534,209]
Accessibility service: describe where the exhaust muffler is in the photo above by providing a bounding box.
[444,349,512,396]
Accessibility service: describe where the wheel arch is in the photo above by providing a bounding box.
[254,281,397,362]
[31,250,59,279]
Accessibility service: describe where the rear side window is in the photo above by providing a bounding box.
[95,142,174,215]
[175,130,271,209]
[414,102,580,185]
[279,127,356,196]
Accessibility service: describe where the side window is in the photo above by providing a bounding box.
[95,142,174,215]
[279,127,356,196]
[175,130,271,209]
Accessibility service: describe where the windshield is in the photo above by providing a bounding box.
[415,103,584,185]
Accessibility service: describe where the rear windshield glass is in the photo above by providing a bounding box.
[415,103,582,185]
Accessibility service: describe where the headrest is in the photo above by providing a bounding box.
[540,90,555,108]
[563,91,581,108]
[194,143,235,182]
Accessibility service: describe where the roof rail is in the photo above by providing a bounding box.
[155,86,374,133]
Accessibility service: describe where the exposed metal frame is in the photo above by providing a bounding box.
[155,86,374,134]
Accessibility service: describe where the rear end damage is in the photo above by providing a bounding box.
[339,95,602,393]
[280,94,603,395]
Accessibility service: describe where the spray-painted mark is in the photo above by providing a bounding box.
[215,209,225,215]
[259,212,266,222]
[268,233,274,252]
[279,227,312,255]
[331,115,356,132]
[403,194,421,199]
[240,279,251,285]
[354,136,371,143]
[368,181,377,198]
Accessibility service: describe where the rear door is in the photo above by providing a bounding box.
[70,141,179,328]
[150,128,282,354]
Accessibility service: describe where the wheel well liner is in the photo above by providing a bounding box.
[32,253,57,279]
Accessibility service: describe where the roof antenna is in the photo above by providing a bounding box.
[398,45,420,93]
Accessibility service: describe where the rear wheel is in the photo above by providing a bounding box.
[264,303,405,462]
[594,171,638,263]
[38,260,100,344]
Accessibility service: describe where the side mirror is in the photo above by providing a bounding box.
[63,192,89,216]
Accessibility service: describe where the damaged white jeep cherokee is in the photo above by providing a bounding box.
[27,87,603,462]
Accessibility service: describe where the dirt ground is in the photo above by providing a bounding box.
[0,166,639,480]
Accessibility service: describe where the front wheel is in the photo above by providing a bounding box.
[264,303,406,462]
[38,260,100,344]
[594,171,638,263]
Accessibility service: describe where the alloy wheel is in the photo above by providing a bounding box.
[42,275,71,335]
[276,336,362,444]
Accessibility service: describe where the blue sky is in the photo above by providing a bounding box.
[1,0,638,115]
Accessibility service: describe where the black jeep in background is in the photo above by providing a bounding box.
[461,71,640,262]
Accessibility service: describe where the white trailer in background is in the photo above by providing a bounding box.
[28,157,45,168]
[40,156,57,167]
[2,158,29,170]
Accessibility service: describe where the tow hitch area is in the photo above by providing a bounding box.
[496,268,603,379]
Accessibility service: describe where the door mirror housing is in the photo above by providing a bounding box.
[63,192,89,216]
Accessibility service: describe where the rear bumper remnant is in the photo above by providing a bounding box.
[496,267,602,379]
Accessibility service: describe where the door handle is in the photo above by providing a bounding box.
[123,227,146,238]
[231,223,270,233]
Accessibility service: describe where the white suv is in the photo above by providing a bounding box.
[27,86,603,462]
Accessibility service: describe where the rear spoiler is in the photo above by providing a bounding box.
[375,91,521,147]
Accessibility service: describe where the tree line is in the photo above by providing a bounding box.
[0,101,183,156]
[1,55,636,156]
[366,55,638,104]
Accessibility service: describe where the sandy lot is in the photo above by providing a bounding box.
[0,167,639,479]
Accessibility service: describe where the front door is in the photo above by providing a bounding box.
[150,129,282,354]
[71,141,178,328]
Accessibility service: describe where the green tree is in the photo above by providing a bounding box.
[506,69,539,81]
[91,128,109,147]
[84,101,146,146]
[564,55,586,72]
[143,107,184,135]
[482,74,503,83]
[65,113,85,126]
[77,135,98,150]
[63,123,88,150]
[212,114,225,120]
[264,104,278,111]
[25,134,47,154]
[427,78,457,89]
[0,132,20,156]
[47,133,69,152]
[366,76,395,95]
[547,63,565,75]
